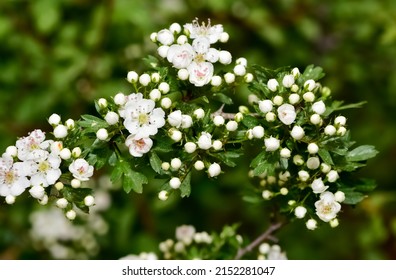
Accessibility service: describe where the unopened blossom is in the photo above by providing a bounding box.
[125,135,153,157]
[334,191,345,203]
[304,79,316,91]
[252,126,265,138]
[277,104,296,125]
[258,100,273,113]
[194,160,205,171]
[264,136,280,152]
[267,79,279,92]
[123,93,166,139]
[303,92,315,102]
[290,126,305,140]
[197,132,212,150]
[69,158,94,181]
[327,170,339,182]
[157,29,174,45]
[307,143,319,154]
[307,157,320,170]
[282,74,294,88]
[294,206,307,219]
[169,177,181,189]
[312,101,326,115]
[181,114,193,128]
[311,178,328,194]
[29,185,45,200]
[306,219,317,230]
[176,224,196,245]
[334,116,347,126]
[53,125,68,139]
[218,50,232,64]
[167,110,183,127]
[289,93,300,104]
[324,125,336,136]
[105,111,119,125]
[127,71,138,83]
[315,191,341,222]
[226,120,238,131]
[184,142,197,153]
[208,162,221,177]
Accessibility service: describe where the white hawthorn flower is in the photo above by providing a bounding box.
[267,79,279,92]
[194,160,205,171]
[315,191,341,222]
[258,100,273,113]
[197,132,212,150]
[157,45,169,58]
[167,44,194,69]
[233,64,246,76]
[208,162,221,177]
[0,155,31,198]
[264,136,280,152]
[125,135,153,157]
[213,115,225,126]
[212,140,223,150]
[123,93,165,139]
[265,112,276,122]
[169,129,182,142]
[114,92,127,105]
[224,72,235,83]
[176,224,196,245]
[187,61,214,87]
[280,148,291,158]
[158,190,169,201]
[170,158,182,170]
[193,108,205,119]
[282,74,295,88]
[294,206,307,219]
[161,97,172,109]
[149,89,161,101]
[211,75,222,86]
[310,114,322,125]
[181,114,193,128]
[303,92,315,102]
[277,104,296,125]
[311,178,328,194]
[84,195,95,207]
[127,71,138,83]
[30,153,62,187]
[312,101,326,115]
[290,126,305,140]
[289,93,300,104]
[68,158,94,181]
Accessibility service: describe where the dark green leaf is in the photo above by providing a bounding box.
[213,92,233,105]
[300,65,325,81]
[250,150,266,168]
[180,172,192,197]
[211,151,242,167]
[339,189,366,205]
[242,196,263,204]
[253,162,274,176]
[355,179,377,192]
[149,151,162,174]
[242,114,260,128]
[318,149,334,165]
[346,145,378,162]
[123,169,147,194]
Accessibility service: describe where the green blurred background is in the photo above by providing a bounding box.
[1,0,395,259]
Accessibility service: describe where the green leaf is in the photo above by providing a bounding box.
[300,65,325,81]
[339,188,366,205]
[149,151,162,174]
[242,196,263,204]
[346,145,378,162]
[242,114,260,128]
[355,179,377,192]
[250,150,266,168]
[62,186,93,213]
[212,92,233,105]
[253,162,275,176]
[180,172,192,197]
[318,149,334,165]
[110,158,148,193]
[324,100,367,116]
[210,151,242,167]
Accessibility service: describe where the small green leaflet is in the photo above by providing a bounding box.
[180,172,192,197]
[149,151,162,174]
[318,149,334,165]
[110,158,147,193]
[346,145,378,162]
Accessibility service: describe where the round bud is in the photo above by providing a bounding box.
[334,191,345,203]
[55,182,64,191]
[149,89,161,101]
[59,148,71,160]
[105,111,119,125]
[303,92,315,102]
[150,32,157,42]
[262,190,273,200]
[212,140,223,150]
[337,127,347,136]
[236,57,247,66]
[306,219,317,230]
[39,195,48,205]
[327,170,339,182]
[53,125,68,139]
[329,219,339,228]
[211,75,222,86]
[264,136,280,152]
[312,101,326,115]
[194,160,205,171]
[159,82,170,94]
[282,74,295,88]
[151,72,160,83]
[208,163,221,177]
[280,188,288,195]
[307,157,320,170]
[169,129,182,142]
[289,93,300,104]
[307,143,319,154]
[5,195,15,204]
[66,210,76,220]
[219,50,232,64]
[48,113,61,126]
[71,179,81,188]
[127,71,139,83]
[177,69,189,80]
[157,45,170,58]
[114,93,126,105]
[273,95,283,106]
[291,67,300,77]
[65,119,75,130]
[177,35,188,45]
[29,185,45,200]
[98,98,108,109]
[294,206,307,219]
[265,112,276,122]
[293,155,304,166]
[310,114,322,125]
[170,158,182,170]
[219,32,229,43]
[252,126,265,139]
[5,146,17,157]
[234,112,244,122]
[169,177,181,189]
[291,84,299,92]
[161,97,172,109]
[71,147,82,158]
[226,120,238,131]
[139,73,151,86]
[193,108,205,119]
[280,148,291,158]
[224,72,235,84]
[84,195,95,207]
[233,64,246,76]
[96,128,109,141]
[334,116,347,126]
[304,79,316,91]
[161,162,170,171]
[213,115,225,126]
[56,198,68,209]
[320,163,331,173]
[291,126,305,140]
[267,79,279,92]
[244,73,254,83]
[184,142,197,153]
[324,125,336,136]
[158,190,169,201]
[298,170,310,181]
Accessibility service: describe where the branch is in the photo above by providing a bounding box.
[211,104,236,119]
[234,222,283,260]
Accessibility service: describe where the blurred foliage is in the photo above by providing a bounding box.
[1,0,395,259]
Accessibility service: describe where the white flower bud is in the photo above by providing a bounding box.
[157,29,174,45]
[304,79,316,91]
[151,72,161,83]
[53,125,68,139]
[307,157,320,170]
[291,84,299,92]
[291,126,305,140]
[226,120,238,131]
[289,93,300,104]
[161,97,172,109]
[282,74,295,88]
[71,179,81,188]
[244,73,254,83]
[298,170,310,181]
[127,71,139,83]
[39,195,48,205]
[307,143,319,154]
[291,67,300,77]
[288,200,296,206]
[258,100,273,113]
[177,34,188,44]
[233,64,246,76]
[5,195,15,204]
[158,190,169,201]
[55,182,64,191]
[169,129,182,142]
[184,142,197,153]
[212,140,223,150]
[311,178,328,194]
[114,93,126,105]
[66,210,76,220]
[211,75,222,86]
[150,32,157,42]
[170,158,182,170]
[321,163,331,173]
[278,104,296,125]
[306,219,317,230]
[295,206,307,219]
[56,198,68,209]
[334,191,345,203]
[273,95,283,106]
[310,114,322,125]
[219,50,232,64]
[234,112,244,122]
[65,119,75,130]
[259,243,271,254]
[303,92,315,102]
[59,148,71,160]
[48,113,61,126]
[280,188,288,195]
[324,125,336,136]
[170,177,181,189]
[236,57,247,66]
[158,82,170,94]
[177,68,189,80]
[327,170,339,182]
[29,185,45,200]
[252,126,265,138]
[157,45,169,58]
[262,190,273,200]
[213,115,225,126]
[329,218,339,228]
[197,132,212,150]
[280,148,291,158]
[193,108,205,119]
[312,101,326,115]
[149,89,161,101]
[5,146,17,157]
[264,136,280,152]
[194,160,205,171]
[139,73,151,86]
[84,195,95,207]
[334,116,347,126]
[71,147,81,158]
[224,72,235,83]
[208,163,221,177]
[105,111,119,125]
[246,129,254,140]
[169,22,181,33]
[219,32,229,43]
[96,128,108,141]
[267,79,279,92]
[265,112,276,122]
[337,127,347,136]
[168,110,182,127]
[181,115,193,128]
[98,98,108,109]
[161,162,170,171]
[293,155,304,165]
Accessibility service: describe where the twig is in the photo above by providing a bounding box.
[234,222,282,260]
[211,104,236,119]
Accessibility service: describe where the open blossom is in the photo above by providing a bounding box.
[265,136,280,152]
[311,178,328,194]
[30,152,62,187]
[123,93,166,139]
[315,191,341,222]
[16,129,49,161]
[176,225,196,245]
[0,155,31,198]
[277,104,296,125]
[125,135,153,157]
[187,61,214,87]
[68,159,94,181]
[167,44,194,69]
[184,19,223,43]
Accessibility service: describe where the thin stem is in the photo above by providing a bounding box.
[234,222,283,260]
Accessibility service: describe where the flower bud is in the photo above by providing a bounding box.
[39,195,48,205]
[219,32,229,43]
[282,74,294,88]
[170,177,181,189]
[210,75,222,87]
[71,179,81,188]
[307,157,320,170]
[262,190,273,200]
[150,32,157,42]
[105,111,119,125]
[56,198,68,209]
[169,22,181,33]
[259,243,271,254]
[334,191,345,203]
[324,125,336,136]
[213,115,225,126]
[304,79,316,91]
[161,162,170,171]
[149,89,161,101]
[161,97,172,109]
[48,113,61,126]
[151,72,160,83]
[219,50,232,65]
[273,95,283,106]
[177,69,189,80]
[84,195,95,207]
[233,64,246,76]
[65,119,75,130]
[298,170,310,181]
[194,160,205,171]
[321,163,331,173]
[59,148,71,160]
[337,127,347,136]
[295,206,307,219]
[212,140,223,150]
[224,72,235,83]
[327,170,339,182]
[265,112,276,122]
[330,218,339,228]
[157,45,169,58]
[226,120,238,131]
[29,185,45,200]
[170,158,182,170]
[311,178,328,194]
[53,125,68,139]
[291,126,305,140]
[307,143,319,154]
[169,128,182,142]
[235,112,244,122]
[258,100,273,113]
[177,35,188,44]
[252,126,265,138]
[158,82,170,94]
[5,146,17,157]
[208,163,221,177]
[291,67,300,77]
[181,115,193,128]
[310,114,322,125]
[280,148,291,158]
[139,73,151,86]
[98,98,108,109]
[55,182,64,191]
[244,73,254,83]
[291,84,299,92]
[114,93,126,105]
[303,92,315,102]
[127,71,139,83]
[184,142,197,153]
[248,94,259,105]
[322,86,331,97]
[96,128,109,141]
[312,101,326,115]
[197,132,212,150]
[280,187,288,195]
[5,195,15,204]
[264,136,280,152]
[293,155,304,166]
[193,108,205,119]
[66,210,76,220]
[306,219,317,230]
[158,190,169,201]
[289,93,300,104]
[267,79,279,92]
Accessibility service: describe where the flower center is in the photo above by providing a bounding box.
[77,166,86,175]
[322,204,332,214]
[138,113,149,125]
[135,139,146,150]
[4,170,16,185]
[38,161,50,173]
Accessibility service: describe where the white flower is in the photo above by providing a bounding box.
[59,148,71,160]
[29,185,45,200]
[151,73,160,83]
[194,160,205,171]
[181,114,193,128]
[193,108,205,119]
[208,162,221,177]
[158,190,169,201]
[167,44,194,69]
[293,155,304,166]
[218,50,232,64]
[265,112,276,122]
[161,162,170,171]
[262,190,273,200]
[292,67,300,77]
[157,29,174,45]
[188,61,214,86]
[149,89,161,101]
[169,177,181,189]
[306,219,317,230]
[226,120,238,131]
[125,135,153,157]
[282,74,295,88]
[177,34,188,44]
[304,79,316,91]
[337,126,347,136]
[264,136,280,152]
[68,158,94,181]
[169,129,182,142]
[252,126,265,138]
[30,152,62,187]
[327,170,339,182]
[159,82,170,94]
[310,114,322,125]
[184,142,197,153]
[267,79,279,92]
[177,68,189,80]
[169,23,182,33]
[197,132,212,150]
[48,113,61,126]
[295,206,307,219]
[334,191,345,203]
[307,157,320,169]
[168,110,183,127]
[56,198,68,208]
[66,210,76,220]
[303,92,315,102]
[176,224,196,245]
[244,73,254,83]
[219,32,229,42]
[71,179,81,188]
[307,143,319,154]
[273,95,283,106]
[315,191,341,222]
[184,19,223,43]
[280,148,291,158]
[290,126,305,140]
[312,101,326,115]
[192,37,210,54]
[98,98,108,109]
[105,111,119,125]
[324,125,336,136]
[0,155,31,197]
[157,45,169,58]
[16,129,48,161]
[277,104,296,125]
[5,146,17,157]
[211,75,222,86]
[96,128,108,141]
[334,116,347,126]
[258,100,273,113]
[139,74,151,86]
[321,163,331,173]
[123,93,166,139]
[53,125,68,139]
[114,93,127,105]
[236,57,248,67]
[311,178,328,194]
